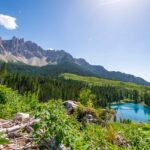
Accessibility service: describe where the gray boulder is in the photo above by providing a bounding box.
[57,144,70,150]
[63,100,78,114]
[83,114,97,123]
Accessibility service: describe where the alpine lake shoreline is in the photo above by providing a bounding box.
[111,101,150,123]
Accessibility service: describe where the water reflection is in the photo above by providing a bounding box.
[111,103,150,122]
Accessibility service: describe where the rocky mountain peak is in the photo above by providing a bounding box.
[11,36,25,50]
[0,37,3,45]
[0,37,77,66]
[75,58,89,66]
[0,36,149,85]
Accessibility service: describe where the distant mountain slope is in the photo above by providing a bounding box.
[0,37,149,86]
[5,62,94,77]
[62,73,150,92]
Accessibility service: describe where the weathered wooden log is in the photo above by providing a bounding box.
[14,113,30,122]
[0,118,40,133]
[0,121,11,126]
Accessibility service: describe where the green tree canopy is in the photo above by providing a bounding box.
[79,88,96,106]
[0,63,7,78]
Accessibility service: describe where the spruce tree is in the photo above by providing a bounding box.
[0,63,7,78]
[0,63,7,84]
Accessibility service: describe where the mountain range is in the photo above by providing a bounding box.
[0,36,149,86]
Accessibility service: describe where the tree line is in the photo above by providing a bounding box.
[0,63,150,107]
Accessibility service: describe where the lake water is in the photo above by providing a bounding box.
[111,103,150,122]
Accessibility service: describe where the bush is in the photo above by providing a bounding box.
[32,100,121,149]
[111,122,150,149]
[0,85,38,119]
[79,88,96,106]
[74,104,96,122]
[83,124,108,149]
[33,100,89,149]
[0,132,9,145]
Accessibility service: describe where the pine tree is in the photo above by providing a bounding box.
[0,63,7,78]
[0,63,7,84]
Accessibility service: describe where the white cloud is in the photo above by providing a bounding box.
[0,14,18,30]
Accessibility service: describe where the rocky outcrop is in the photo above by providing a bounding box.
[57,144,70,150]
[0,37,74,66]
[115,134,129,148]
[0,37,2,45]
[63,100,79,114]
[14,112,30,122]
[83,114,97,123]
[63,100,97,123]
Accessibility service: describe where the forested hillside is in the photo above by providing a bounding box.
[63,73,150,92]
[0,63,149,107]
[62,73,150,106]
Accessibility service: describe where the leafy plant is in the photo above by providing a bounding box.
[0,132,9,145]
[79,88,96,106]
[33,100,89,149]
[111,122,150,150]
[0,85,38,119]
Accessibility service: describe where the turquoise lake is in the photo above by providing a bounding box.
[111,103,150,122]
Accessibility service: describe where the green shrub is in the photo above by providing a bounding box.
[74,104,96,122]
[111,122,150,150]
[0,132,9,145]
[83,124,108,149]
[0,85,38,119]
[79,88,96,106]
[33,100,90,149]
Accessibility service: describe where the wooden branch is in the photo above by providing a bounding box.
[0,119,40,133]
[0,121,11,126]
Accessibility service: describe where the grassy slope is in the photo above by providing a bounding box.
[62,73,150,93]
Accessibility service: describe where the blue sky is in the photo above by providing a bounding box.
[0,0,150,81]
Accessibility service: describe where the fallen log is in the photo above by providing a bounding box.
[0,121,11,126]
[0,118,40,133]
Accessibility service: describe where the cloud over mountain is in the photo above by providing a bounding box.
[0,14,18,30]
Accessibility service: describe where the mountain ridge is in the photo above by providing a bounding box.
[0,36,149,86]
